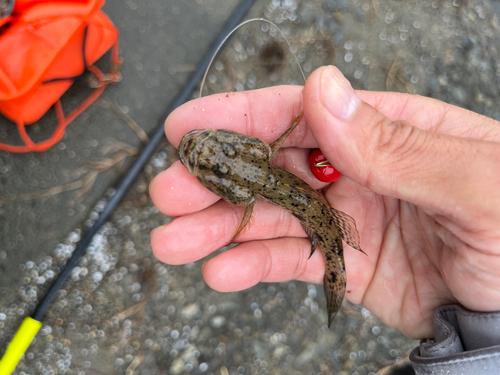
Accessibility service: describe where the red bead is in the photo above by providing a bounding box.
[308,149,342,183]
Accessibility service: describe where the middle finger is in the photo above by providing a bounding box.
[150,199,306,265]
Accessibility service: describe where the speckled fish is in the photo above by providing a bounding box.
[178,111,364,327]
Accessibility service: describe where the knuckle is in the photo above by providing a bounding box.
[364,117,428,191]
[260,242,274,280]
[375,119,420,156]
[222,203,243,239]
[292,239,308,279]
[273,209,286,238]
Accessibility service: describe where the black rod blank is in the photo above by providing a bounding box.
[32,0,255,321]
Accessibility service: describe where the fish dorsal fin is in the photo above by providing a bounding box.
[329,207,365,255]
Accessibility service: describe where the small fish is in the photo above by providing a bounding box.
[178,111,364,326]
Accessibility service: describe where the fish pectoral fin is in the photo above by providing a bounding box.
[269,111,304,160]
[329,207,366,255]
[301,223,318,259]
[227,198,256,245]
[323,258,346,327]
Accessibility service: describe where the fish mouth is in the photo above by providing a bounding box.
[178,129,212,174]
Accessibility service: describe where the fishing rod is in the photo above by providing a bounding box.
[0,1,254,373]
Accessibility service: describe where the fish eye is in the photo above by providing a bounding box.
[211,163,229,176]
[221,142,237,158]
[198,145,216,160]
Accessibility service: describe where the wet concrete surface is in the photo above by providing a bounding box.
[2,0,500,374]
[0,0,238,290]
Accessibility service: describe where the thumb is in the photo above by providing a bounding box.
[303,66,500,224]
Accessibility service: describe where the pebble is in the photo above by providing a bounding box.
[181,303,200,319]
[169,357,186,374]
[295,342,318,365]
[209,315,227,329]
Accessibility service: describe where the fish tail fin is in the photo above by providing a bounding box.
[323,255,346,327]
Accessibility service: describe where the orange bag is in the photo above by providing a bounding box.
[0,0,122,153]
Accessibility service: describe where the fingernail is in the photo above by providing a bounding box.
[321,66,361,120]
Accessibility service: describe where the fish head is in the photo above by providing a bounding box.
[178,129,214,175]
[177,128,266,203]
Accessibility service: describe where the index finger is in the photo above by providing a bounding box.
[166,83,500,148]
[165,85,313,149]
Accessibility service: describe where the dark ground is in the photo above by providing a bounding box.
[1,0,500,374]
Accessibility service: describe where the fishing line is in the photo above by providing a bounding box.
[199,17,307,99]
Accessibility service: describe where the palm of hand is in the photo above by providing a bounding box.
[324,179,453,338]
[320,112,500,338]
[151,73,500,340]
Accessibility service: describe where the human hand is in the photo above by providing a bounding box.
[150,66,500,339]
